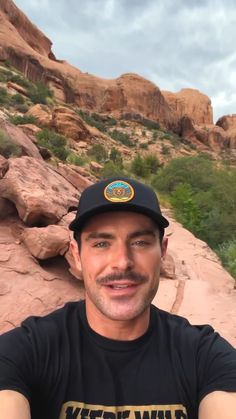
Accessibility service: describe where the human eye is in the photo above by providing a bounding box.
[132,239,150,247]
[93,241,110,249]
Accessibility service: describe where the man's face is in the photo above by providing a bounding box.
[72,211,167,323]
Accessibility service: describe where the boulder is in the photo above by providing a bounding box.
[0,217,84,333]
[160,252,175,279]
[0,156,79,226]
[55,163,93,192]
[51,106,91,141]
[7,81,27,96]
[0,119,42,159]
[26,104,52,127]
[22,224,70,259]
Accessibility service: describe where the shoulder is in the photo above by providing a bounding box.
[21,300,85,337]
[151,304,236,352]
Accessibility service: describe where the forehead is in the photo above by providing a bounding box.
[81,211,157,234]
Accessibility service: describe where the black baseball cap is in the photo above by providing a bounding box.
[69,177,169,233]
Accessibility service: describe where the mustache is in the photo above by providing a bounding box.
[97,271,148,285]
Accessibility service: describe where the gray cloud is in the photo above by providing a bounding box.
[14,0,236,121]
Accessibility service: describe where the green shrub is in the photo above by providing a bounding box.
[9,114,39,126]
[170,183,203,236]
[27,82,53,105]
[139,143,148,149]
[15,103,29,113]
[109,147,123,168]
[161,144,170,155]
[8,74,31,89]
[217,238,236,279]
[142,119,160,130]
[67,152,88,166]
[152,131,158,141]
[110,129,134,147]
[88,144,108,163]
[143,153,161,174]
[0,128,21,158]
[0,87,10,105]
[130,154,148,178]
[151,155,215,194]
[36,129,69,161]
[78,110,107,132]
[10,93,25,105]
[101,161,125,178]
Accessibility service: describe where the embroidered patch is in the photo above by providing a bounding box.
[104,180,134,202]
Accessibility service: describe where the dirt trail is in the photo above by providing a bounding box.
[153,211,236,347]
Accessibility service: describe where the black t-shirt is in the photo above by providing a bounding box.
[0,301,236,419]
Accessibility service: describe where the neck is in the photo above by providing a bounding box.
[85,300,150,341]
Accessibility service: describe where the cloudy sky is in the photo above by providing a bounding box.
[14,0,236,121]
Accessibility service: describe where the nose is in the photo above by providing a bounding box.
[111,243,134,271]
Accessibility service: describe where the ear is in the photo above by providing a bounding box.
[69,239,82,273]
[161,237,168,259]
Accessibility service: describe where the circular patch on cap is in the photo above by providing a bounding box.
[104,180,134,203]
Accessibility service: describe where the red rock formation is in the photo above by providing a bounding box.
[0,156,79,225]
[216,114,236,131]
[162,88,213,126]
[0,0,176,130]
[0,119,43,159]
[179,116,227,151]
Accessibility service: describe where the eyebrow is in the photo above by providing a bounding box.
[85,229,157,241]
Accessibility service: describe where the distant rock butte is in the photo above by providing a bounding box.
[162,88,213,125]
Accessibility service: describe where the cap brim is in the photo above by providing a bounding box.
[69,203,169,232]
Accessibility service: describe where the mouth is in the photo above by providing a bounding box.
[103,281,141,295]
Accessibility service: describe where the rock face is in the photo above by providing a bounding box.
[0,118,43,159]
[162,88,213,126]
[179,116,228,151]
[216,115,236,153]
[27,105,91,142]
[0,0,177,129]
[0,156,79,225]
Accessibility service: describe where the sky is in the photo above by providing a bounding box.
[13,0,236,122]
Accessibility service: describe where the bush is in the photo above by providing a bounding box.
[109,147,123,168]
[151,155,215,193]
[139,143,148,149]
[142,119,160,130]
[130,154,148,178]
[217,238,236,279]
[36,129,69,161]
[10,93,25,105]
[110,130,134,147]
[8,74,31,89]
[88,144,108,163]
[144,153,161,174]
[27,82,53,105]
[9,114,39,126]
[101,161,125,178]
[78,110,107,132]
[0,87,10,105]
[0,128,21,158]
[161,144,170,155]
[67,152,88,166]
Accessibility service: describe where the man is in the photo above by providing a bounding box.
[0,177,236,419]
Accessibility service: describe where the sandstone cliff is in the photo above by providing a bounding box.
[0,0,178,130]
